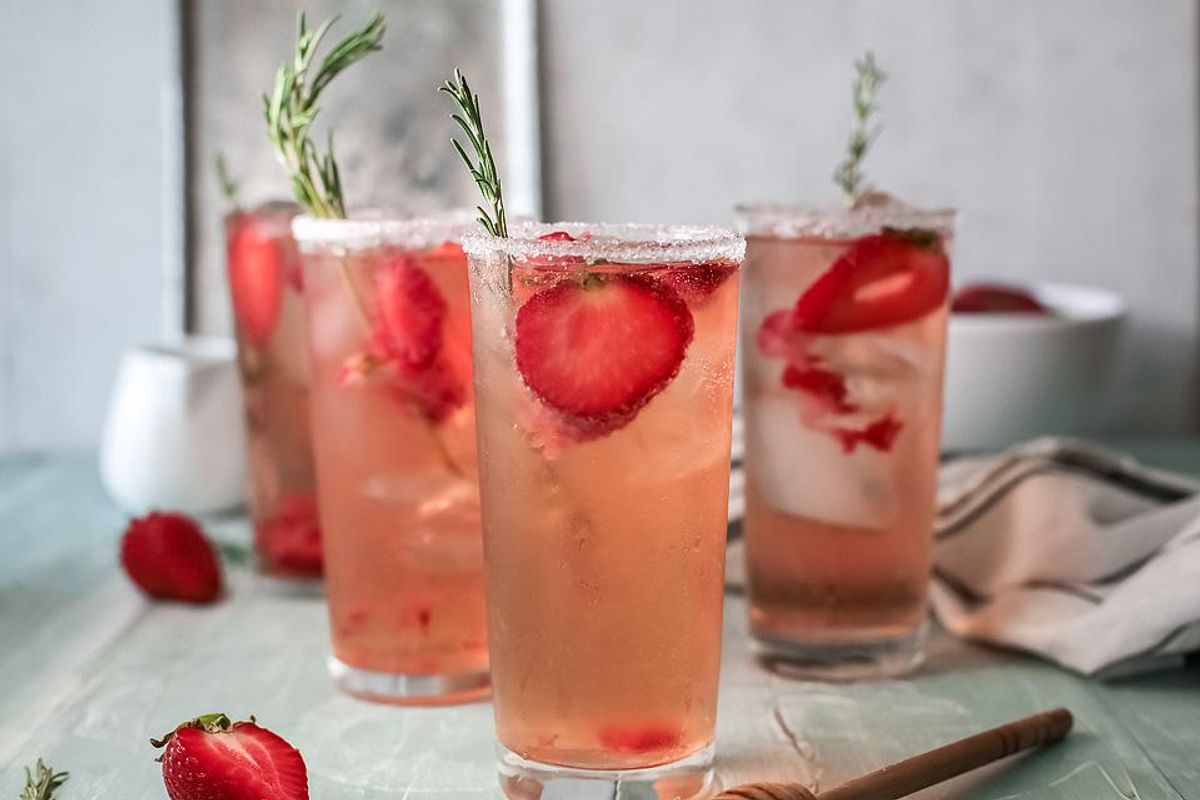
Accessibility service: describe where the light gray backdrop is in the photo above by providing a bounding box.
[0,0,1196,451]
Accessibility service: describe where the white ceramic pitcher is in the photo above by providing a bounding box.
[100,336,246,514]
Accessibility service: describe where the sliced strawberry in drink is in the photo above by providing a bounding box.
[390,354,467,424]
[658,262,737,304]
[227,216,283,343]
[598,723,681,754]
[524,230,588,266]
[374,256,447,373]
[428,240,467,259]
[951,282,1049,314]
[515,274,694,427]
[258,491,323,575]
[782,361,857,415]
[832,412,904,454]
[794,227,949,334]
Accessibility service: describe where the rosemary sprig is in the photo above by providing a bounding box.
[263,12,385,219]
[20,760,67,800]
[833,51,886,203]
[440,69,508,238]
[215,152,240,210]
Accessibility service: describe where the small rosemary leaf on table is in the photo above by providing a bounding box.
[20,760,67,800]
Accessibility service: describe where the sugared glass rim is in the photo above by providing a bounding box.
[461,221,745,265]
[734,203,957,239]
[291,208,480,251]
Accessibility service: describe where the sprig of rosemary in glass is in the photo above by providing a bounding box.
[833,51,886,203]
[20,760,67,800]
[440,69,508,238]
[215,152,240,210]
[264,12,385,219]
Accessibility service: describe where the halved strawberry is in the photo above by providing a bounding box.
[794,227,949,334]
[951,283,1049,314]
[515,274,694,426]
[153,713,307,800]
[121,512,222,604]
[227,216,283,343]
[258,492,323,576]
[374,256,447,373]
[659,262,737,304]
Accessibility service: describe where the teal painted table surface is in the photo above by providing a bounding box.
[1,450,1198,799]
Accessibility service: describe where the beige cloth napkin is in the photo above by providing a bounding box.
[932,437,1200,676]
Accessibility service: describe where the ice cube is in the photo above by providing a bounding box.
[745,395,900,529]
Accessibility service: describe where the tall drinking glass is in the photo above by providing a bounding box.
[464,223,743,799]
[735,203,955,679]
[225,201,323,581]
[292,210,488,704]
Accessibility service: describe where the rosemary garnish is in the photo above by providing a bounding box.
[440,69,508,238]
[264,12,385,219]
[833,51,886,203]
[215,152,240,210]
[20,760,67,800]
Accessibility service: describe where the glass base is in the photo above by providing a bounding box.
[328,656,490,706]
[752,619,928,681]
[497,743,716,800]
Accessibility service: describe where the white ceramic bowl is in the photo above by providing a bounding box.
[941,284,1126,452]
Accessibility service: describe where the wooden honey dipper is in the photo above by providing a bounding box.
[717,707,1073,800]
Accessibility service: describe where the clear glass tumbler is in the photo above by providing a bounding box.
[225,200,323,582]
[292,210,488,704]
[735,203,955,679]
[464,223,744,799]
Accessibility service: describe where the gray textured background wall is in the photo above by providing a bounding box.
[1,0,1197,451]
[0,1,181,452]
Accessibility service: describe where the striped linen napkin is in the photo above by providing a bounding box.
[932,437,1200,676]
[727,430,1200,676]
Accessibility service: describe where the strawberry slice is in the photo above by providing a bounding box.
[832,412,904,454]
[227,216,283,343]
[794,227,949,334]
[515,274,694,426]
[258,492,323,576]
[374,256,447,373]
[121,512,222,604]
[154,713,308,800]
[659,262,737,304]
[598,723,681,754]
[951,283,1049,314]
[389,354,467,424]
[782,361,857,415]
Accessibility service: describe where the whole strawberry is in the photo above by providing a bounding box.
[120,512,222,603]
[153,713,308,800]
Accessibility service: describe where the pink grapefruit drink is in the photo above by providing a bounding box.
[736,204,955,679]
[226,201,323,581]
[292,211,488,704]
[464,223,743,799]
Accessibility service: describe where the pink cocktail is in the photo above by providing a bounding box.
[292,211,488,704]
[225,201,323,580]
[464,223,743,799]
[736,204,954,679]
